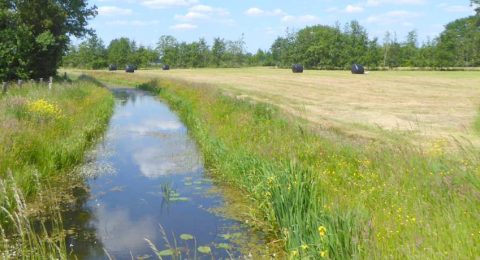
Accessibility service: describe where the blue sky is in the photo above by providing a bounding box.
[87,0,477,52]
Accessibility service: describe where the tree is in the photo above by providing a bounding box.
[107,38,134,67]
[0,0,97,80]
[156,35,178,66]
[401,30,419,66]
[344,21,369,67]
[133,46,158,68]
[77,35,107,69]
[211,38,226,67]
[473,0,480,15]
[436,16,480,67]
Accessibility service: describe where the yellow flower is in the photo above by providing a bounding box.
[320,250,328,258]
[27,99,63,119]
[291,250,299,257]
[318,226,327,237]
[301,244,308,250]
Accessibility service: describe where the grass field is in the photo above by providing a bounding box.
[77,69,480,259]
[0,79,114,258]
[80,67,480,147]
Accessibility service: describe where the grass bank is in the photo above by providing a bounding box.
[0,78,114,258]
[86,72,480,259]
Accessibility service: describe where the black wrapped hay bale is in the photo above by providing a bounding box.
[108,64,117,71]
[292,64,304,73]
[351,64,365,74]
[125,65,135,73]
[162,65,170,71]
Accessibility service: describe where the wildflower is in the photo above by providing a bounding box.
[267,176,275,186]
[291,250,299,257]
[27,99,63,119]
[318,226,327,237]
[320,250,328,258]
[301,244,308,250]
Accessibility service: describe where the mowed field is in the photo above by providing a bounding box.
[129,68,480,146]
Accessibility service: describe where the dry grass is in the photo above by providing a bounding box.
[125,68,480,146]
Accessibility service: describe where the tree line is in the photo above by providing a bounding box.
[63,16,480,71]
[271,17,479,69]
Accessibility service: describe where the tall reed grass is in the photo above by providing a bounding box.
[0,80,114,258]
[87,72,480,259]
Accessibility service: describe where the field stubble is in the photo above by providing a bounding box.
[133,68,480,147]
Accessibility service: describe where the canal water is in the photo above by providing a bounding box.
[65,88,265,259]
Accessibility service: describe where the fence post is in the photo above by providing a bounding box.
[48,77,53,90]
[39,78,43,84]
[18,80,23,87]
[2,82,7,94]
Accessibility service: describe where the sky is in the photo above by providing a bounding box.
[86,0,477,52]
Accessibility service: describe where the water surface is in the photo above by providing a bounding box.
[65,88,265,259]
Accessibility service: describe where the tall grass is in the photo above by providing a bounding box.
[87,72,480,259]
[0,80,114,258]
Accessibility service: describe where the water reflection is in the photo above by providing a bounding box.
[93,206,158,254]
[68,88,264,259]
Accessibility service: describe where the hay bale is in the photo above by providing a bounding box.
[162,64,170,71]
[125,65,135,73]
[108,64,117,71]
[351,64,365,74]
[292,64,304,73]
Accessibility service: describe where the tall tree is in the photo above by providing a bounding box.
[156,35,178,66]
[211,38,226,67]
[401,30,419,66]
[0,0,96,80]
[436,16,480,67]
[107,38,133,67]
[77,35,107,69]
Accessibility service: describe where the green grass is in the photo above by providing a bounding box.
[83,72,480,259]
[474,109,480,135]
[0,79,114,258]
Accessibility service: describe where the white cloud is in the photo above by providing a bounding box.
[245,7,264,16]
[345,5,364,13]
[170,23,198,30]
[98,6,133,16]
[93,207,158,253]
[133,144,201,178]
[245,7,286,17]
[366,10,421,24]
[175,4,229,21]
[175,11,208,20]
[141,0,198,9]
[189,4,213,12]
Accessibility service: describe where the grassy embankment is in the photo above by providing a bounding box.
[85,70,479,259]
[0,78,114,258]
